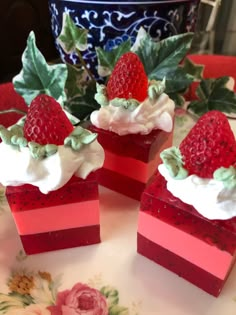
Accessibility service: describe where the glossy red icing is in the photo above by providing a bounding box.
[89,124,170,162]
[6,173,98,211]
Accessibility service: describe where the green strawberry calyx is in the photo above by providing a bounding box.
[161,147,236,188]
[94,79,166,110]
[94,83,109,107]
[0,124,97,159]
[0,125,27,147]
[148,78,166,102]
[160,146,188,179]
[64,126,97,150]
[214,166,236,189]
[110,98,140,111]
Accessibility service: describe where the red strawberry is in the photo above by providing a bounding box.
[106,52,148,102]
[179,110,236,178]
[24,94,74,145]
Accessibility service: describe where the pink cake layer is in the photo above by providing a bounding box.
[137,233,234,297]
[138,211,235,281]
[20,225,100,255]
[13,200,100,235]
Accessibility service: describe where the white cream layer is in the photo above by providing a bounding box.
[90,93,175,136]
[158,164,236,220]
[0,141,104,194]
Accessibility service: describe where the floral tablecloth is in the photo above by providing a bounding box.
[0,110,236,315]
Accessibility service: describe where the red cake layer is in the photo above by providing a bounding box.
[137,233,233,297]
[6,173,98,211]
[141,171,236,254]
[89,124,172,162]
[20,225,100,255]
[97,167,147,200]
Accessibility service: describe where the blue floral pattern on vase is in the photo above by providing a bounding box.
[48,0,200,76]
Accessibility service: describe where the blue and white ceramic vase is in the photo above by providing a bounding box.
[48,0,200,75]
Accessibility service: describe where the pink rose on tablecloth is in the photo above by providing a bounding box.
[48,282,108,315]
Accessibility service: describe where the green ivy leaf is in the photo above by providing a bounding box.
[13,31,68,106]
[66,81,99,121]
[136,32,193,74]
[96,40,132,77]
[168,92,186,107]
[163,67,193,94]
[57,12,88,53]
[188,76,236,116]
[182,57,204,81]
[65,63,86,98]
[136,33,194,94]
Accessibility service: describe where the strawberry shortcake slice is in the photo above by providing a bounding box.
[0,94,104,254]
[137,110,236,296]
[89,52,175,200]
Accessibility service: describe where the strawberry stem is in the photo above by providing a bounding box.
[76,49,96,83]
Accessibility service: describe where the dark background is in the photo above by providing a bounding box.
[0,0,58,83]
[0,0,234,83]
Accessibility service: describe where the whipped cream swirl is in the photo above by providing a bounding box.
[91,93,174,136]
[0,140,104,194]
[158,164,236,220]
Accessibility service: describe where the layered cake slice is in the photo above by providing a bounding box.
[0,94,104,254]
[6,174,99,254]
[90,52,174,200]
[137,110,236,296]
